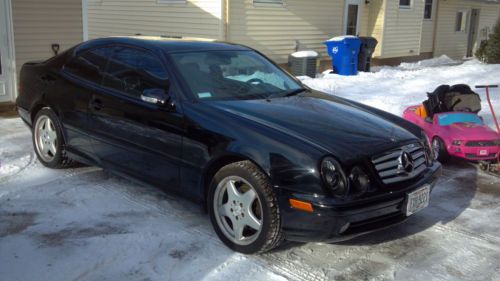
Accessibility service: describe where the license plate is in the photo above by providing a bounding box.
[405,185,430,216]
[479,149,488,156]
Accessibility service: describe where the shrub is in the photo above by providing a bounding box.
[482,17,500,63]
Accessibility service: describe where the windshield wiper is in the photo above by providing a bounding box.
[266,88,309,101]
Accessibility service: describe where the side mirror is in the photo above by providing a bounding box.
[141,88,169,106]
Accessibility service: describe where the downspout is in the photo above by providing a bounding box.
[431,0,440,57]
[220,0,229,41]
[82,0,89,41]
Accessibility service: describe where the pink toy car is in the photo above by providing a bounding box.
[403,106,500,163]
[403,84,500,163]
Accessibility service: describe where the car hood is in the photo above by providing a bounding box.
[208,92,419,161]
[445,122,500,140]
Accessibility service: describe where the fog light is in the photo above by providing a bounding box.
[349,166,370,197]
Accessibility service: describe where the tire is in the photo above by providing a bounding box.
[208,160,283,254]
[32,108,75,169]
[432,137,450,163]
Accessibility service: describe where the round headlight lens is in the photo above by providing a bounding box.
[349,166,370,197]
[320,157,348,198]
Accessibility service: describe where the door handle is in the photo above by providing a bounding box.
[90,99,104,111]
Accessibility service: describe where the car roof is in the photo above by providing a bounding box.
[74,36,252,54]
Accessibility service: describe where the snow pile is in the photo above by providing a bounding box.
[301,59,500,130]
[398,55,458,70]
[290,50,319,58]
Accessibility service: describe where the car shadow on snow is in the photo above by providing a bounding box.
[337,158,479,246]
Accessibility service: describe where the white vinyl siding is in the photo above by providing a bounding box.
[379,0,424,58]
[12,0,83,75]
[434,0,500,59]
[87,0,222,40]
[420,0,437,53]
[228,0,344,64]
[365,0,385,57]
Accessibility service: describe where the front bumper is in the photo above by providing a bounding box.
[447,144,500,161]
[279,162,441,243]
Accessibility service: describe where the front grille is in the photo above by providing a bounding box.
[465,153,497,159]
[372,143,427,185]
[465,140,498,147]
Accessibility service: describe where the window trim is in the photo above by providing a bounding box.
[423,0,433,20]
[62,45,114,86]
[399,0,412,9]
[455,10,468,33]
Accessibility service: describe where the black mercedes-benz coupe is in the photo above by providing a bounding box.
[16,37,441,254]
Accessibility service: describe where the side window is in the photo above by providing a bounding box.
[64,47,112,84]
[102,47,168,99]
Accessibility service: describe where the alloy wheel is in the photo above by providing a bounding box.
[34,115,58,162]
[213,176,263,246]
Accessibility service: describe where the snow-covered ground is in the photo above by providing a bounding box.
[1,59,500,281]
[300,56,500,131]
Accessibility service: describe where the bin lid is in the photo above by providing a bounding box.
[290,50,319,58]
[326,35,358,42]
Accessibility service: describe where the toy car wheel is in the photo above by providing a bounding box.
[432,137,450,163]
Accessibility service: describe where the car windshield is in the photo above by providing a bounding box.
[169,50,304,101]
[437,113,483,126]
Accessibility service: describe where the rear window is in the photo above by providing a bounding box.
[64,47,113,84]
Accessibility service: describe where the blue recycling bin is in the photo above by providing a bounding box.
[324,36,361,76]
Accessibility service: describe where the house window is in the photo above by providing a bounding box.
[424,0,433,19]
[400,0,411,8]
[455,11,468,32]
[253,0,284,4]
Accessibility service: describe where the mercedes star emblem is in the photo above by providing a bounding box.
[398,151,414,174]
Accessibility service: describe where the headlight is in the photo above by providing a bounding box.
[320,157,348,198]
[452,140,463,146]
[348,166,370,197]
[493,140,500,146]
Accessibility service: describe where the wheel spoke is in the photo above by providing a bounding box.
[233,220,244,241]
[44,118,50,131]
[218,203,231,217]
[41,141,50,155]
[49,141,57,155]
[48,130,57,140]
[243,210,262,231]
[240,189,256,207]
[225,180,241,201]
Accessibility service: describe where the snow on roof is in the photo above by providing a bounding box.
[291,50,319,58]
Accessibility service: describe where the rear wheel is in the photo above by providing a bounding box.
[432,137,450,163]
[208,161,283,254]
[33,108,74,168]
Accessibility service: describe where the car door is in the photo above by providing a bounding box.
[88,45,183,190]
[57,46,113,160]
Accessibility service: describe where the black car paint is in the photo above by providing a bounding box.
[16,37,441,242]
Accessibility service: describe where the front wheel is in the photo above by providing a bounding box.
[432,137,450,163]
[208,161,283,254]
